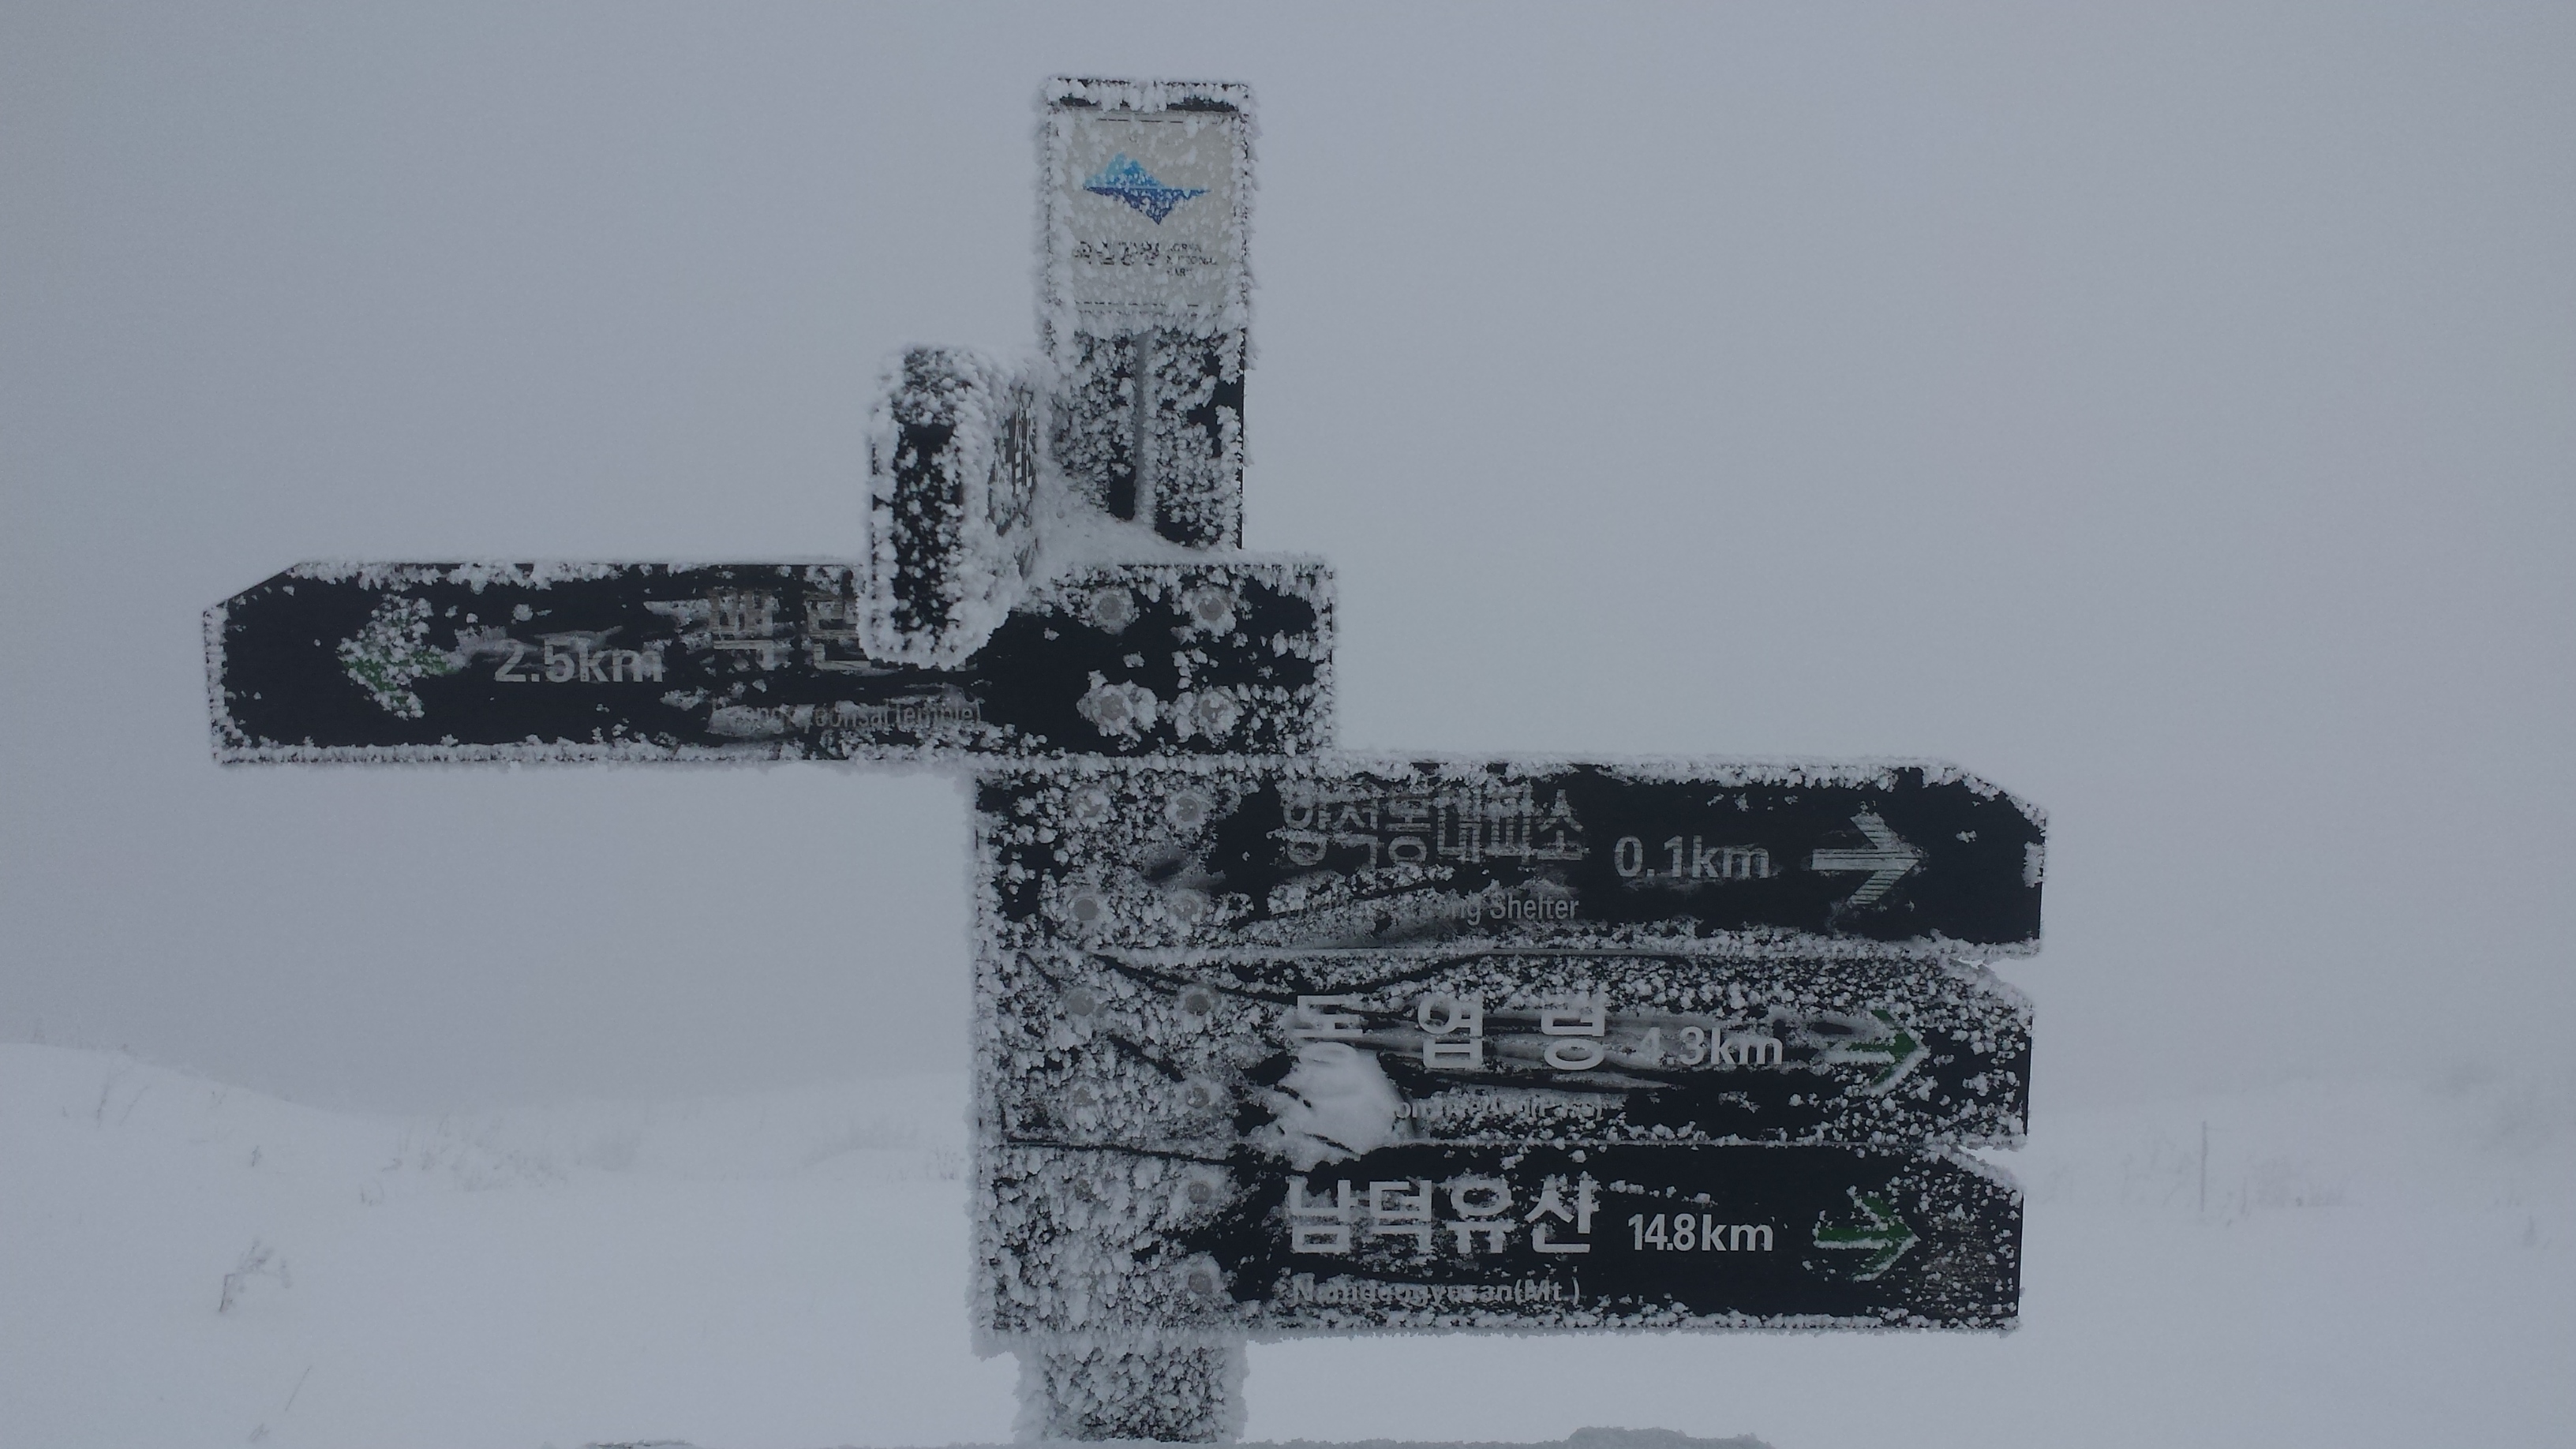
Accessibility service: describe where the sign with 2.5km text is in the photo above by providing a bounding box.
[210,559,1331,762]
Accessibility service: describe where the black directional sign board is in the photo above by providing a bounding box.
[979,1142,2020,1339]
[208,557,1331,762]
[979,949,2031,1158]
[976,758,2045,960]
[972,945,2030,1342]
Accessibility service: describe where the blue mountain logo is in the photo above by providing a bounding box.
[1082,154,1207,223]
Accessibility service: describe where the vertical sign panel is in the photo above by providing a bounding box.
[1042,78,1253,549]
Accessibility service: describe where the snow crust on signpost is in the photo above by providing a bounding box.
[966,754,2040,1383]
[866,346,1045,668]
[204,557,1335,763]
[977,945,2034,1164]
[1017,1335,1248,1443]
[972,754,2046,964]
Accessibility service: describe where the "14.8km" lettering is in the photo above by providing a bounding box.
[1628,1214,1775,1252]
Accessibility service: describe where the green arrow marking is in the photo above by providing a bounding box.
[337,595,457,719]
[1825,1009,1928,1094]
[1812,1189,1919,1280]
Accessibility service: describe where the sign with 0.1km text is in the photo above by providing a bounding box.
[977,758,2046,960]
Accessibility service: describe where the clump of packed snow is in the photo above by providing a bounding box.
[1264,1041,1406,1171]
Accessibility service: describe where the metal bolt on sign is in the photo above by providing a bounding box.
[207,78,2045,1444]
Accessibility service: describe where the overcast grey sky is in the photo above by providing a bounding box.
[3,2,2570,1114]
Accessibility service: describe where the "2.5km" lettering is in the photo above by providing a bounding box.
[493,638,665,684]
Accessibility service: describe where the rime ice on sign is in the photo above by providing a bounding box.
[208,557,1332,761]
[966,754,2043,1354]
[866,346,1044,667]
[1018,1336,1245,1443]
[973,757,2046,960]
[1042,78,1252,549]
[969,942,2032,1342]
[977,1140,2021,1338]
[975,947,2032,1162]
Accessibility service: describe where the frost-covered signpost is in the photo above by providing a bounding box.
[206,77,2045,1446]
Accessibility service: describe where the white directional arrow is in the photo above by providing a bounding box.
[1807,811,1924,909]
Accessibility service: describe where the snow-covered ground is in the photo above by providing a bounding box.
[5,1042,2568,1449]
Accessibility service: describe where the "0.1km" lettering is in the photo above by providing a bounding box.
[1612,836,1775,882]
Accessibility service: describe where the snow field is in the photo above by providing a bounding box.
[4,1045,2567,1449]
[0,1046,1010,1449]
